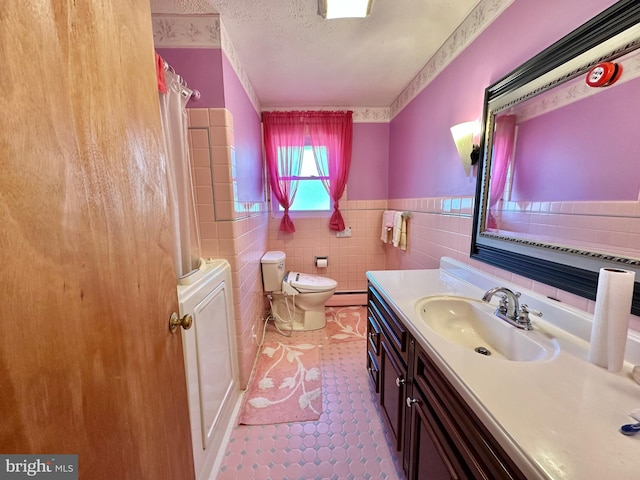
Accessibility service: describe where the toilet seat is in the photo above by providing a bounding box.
[284,272,337,293]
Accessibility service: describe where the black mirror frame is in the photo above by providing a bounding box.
[471,0,640,315]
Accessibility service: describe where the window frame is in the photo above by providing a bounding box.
[271,144,332,214]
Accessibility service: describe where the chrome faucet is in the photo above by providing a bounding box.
[482,287,541,330]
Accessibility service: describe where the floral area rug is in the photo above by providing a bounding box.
[325,306,367,343]
[238,342,322,425]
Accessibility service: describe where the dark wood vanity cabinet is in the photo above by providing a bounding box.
[367,284,409,452]
[367,283,527,480]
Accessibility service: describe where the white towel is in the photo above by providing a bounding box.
[380,210,396,243]
[382,210,395,228]
[392,212,403,247]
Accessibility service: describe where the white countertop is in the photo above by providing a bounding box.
[366,259,640,480]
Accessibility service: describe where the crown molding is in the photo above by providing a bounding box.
[390,0,514,119]
[261,106,391,123]
[513,48,640,123]
[152,13,221,48]
[152,0,513,121]
[152,14,260,115]
[219,20,261,115]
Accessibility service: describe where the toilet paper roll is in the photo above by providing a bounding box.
[587,268,636,372]
[315,258,328,269]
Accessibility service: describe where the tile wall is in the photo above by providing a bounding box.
[387,196,640,331]
[386,197,476,270]
[185,107,640,387]
[267,200,387,294]
[496,200,640,259]
[187,107,268,388]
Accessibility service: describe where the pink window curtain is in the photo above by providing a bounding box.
[262,112,306,233]
[308,111,353,231]
[487,114,516,229]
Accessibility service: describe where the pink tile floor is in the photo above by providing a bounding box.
[217,314,405,479]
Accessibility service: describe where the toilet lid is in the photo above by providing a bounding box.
[286,272,337,292]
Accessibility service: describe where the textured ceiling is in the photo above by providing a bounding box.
[150,0,480,108]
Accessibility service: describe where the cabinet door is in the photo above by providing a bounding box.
[406,390,466,480]
[413,346,527,480]
[380,337,406,451]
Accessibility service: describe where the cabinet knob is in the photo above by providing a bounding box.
[406,397,419,408]
[395,377,406,387]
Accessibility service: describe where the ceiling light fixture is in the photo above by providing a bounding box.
[318,0,374,19]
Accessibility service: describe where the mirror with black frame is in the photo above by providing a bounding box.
[472,0,640,315]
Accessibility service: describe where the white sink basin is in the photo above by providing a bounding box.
[415,296,558,362]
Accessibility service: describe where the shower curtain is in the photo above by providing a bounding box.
[159,68,202,280]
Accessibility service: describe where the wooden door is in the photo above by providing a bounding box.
[0,2,195,479]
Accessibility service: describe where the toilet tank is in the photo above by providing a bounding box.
[261,251,286,292]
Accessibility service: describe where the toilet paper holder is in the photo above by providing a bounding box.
[315,256,328,268]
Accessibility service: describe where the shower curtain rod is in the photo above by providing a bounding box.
[163,60,201,101]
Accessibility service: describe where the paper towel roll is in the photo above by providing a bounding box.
[587,268,636,372]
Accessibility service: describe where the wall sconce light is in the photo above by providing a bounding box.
[450,120,481,176]
[318,0,374,19]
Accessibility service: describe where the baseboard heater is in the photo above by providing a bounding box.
[326,290,367,307]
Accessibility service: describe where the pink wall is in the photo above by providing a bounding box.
[158,47,265,203]
[221,54,264,203]
[512,78,640,201]
[388,0,619,199]
[268,200,387,295]
[385,0,638,329]
[169,48,268,387]
[155,48,225,108]
[348,123,390,200]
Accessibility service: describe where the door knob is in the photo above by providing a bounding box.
[169,312,192,333]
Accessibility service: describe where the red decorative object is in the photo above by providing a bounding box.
[586,62,622,88]
[262,111,353,233]
[155,52,167,94]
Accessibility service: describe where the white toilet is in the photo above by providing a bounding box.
[261,251,337,331]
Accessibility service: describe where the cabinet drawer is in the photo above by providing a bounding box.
[368,286,408,361]
[367,310,381,355]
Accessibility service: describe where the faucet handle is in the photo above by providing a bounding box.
[520,304,542,317]
[518,304,542,327]
[496,294,509,314]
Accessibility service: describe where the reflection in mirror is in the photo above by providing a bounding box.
[472,1,640,315]
[485,48,640,261]
[491,49,640,204]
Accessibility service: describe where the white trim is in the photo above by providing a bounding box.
[152,0,514,122]
[152,14,221,48]
[389,0,514,119]
[219,19,261,115]
[261,106,391,123]
[152,14,261,115]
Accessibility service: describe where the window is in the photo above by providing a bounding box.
[501,125,519,202]
[277,145,330,211]
[262,110,352,233]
